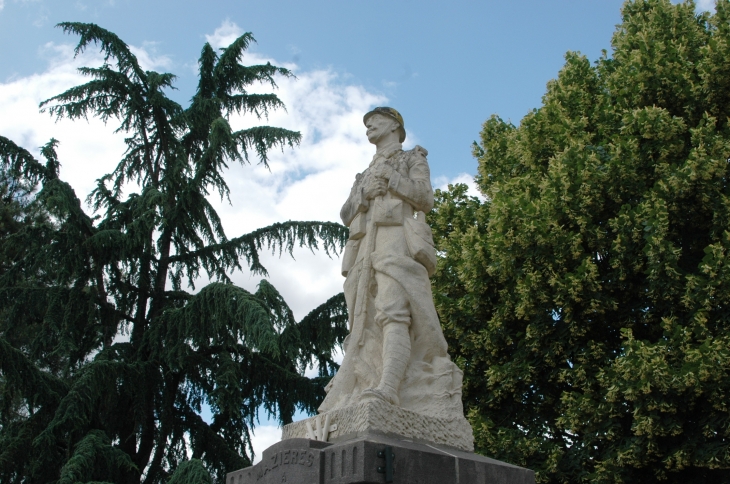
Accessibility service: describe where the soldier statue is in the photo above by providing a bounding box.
[319,107,464,421]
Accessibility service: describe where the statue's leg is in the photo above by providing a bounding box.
[375,320,411,405]
[362,272,411,406]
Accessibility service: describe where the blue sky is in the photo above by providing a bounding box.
[1,0,635,178]
[0,0,715,462]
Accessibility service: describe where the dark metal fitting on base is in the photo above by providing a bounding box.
[376,446,394,482]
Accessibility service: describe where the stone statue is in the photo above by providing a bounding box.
[317,107,465,422]
[232,108,539,483]
[281,107,472,451]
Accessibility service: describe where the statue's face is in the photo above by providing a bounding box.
[366,114,398,145]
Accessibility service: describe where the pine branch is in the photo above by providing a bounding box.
[56,22,146,81]
[40,70,138,124]
[32,359,142,459]
[181,408,249,477]
[57,429,137,484]
[167,221,348,278]
[224,93,287,120]
[166,459,212,484]
[255,279,296,331]
[149,282,280,365]
[0,409,54,479]
[0,136,46,183]
[0,337,68,415]
[292,292,348,376]
[232,125,301,167]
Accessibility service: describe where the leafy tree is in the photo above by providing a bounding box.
[430,1,730,482]
[0,23,348,484]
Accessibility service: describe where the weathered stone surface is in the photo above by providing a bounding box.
[226,435,535,484]
[226,438,329,484]
[281,399,474,452]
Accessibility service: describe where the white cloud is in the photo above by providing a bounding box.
[696,0,715,12]
[434,172,485,201]
[0,17,447,459]
[194,36,387,321]
[1,20,395,457]
[205,19,244,50]
[250,425,281,464]
[0,43,125,197]
[0,0,5,11]
[130,43,172,71]
[0,20,387,321]
[0,40,175,196]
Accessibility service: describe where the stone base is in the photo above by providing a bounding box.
[226,434,535,484]
[281,399,474,452]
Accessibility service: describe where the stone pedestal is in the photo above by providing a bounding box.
[281,399,474,452]
[226,434,535,484]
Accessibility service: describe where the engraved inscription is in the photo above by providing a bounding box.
[256,449,315,481]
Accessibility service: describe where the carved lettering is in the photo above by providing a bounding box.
[255,449,315,480]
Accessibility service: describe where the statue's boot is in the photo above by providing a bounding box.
[362,321,411,406]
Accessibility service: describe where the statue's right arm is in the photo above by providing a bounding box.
[340,174,369,226]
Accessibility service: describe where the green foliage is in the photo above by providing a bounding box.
[430,1,730,482]
[0,23,348,484]
[167,459,213,484]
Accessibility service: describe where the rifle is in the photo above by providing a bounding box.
[349,195,380,345]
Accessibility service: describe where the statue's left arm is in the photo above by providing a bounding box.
[387,145,434,213]
[340,173,369,226]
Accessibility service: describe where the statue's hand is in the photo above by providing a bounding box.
[372,163,394,181]
[364,177,387,200]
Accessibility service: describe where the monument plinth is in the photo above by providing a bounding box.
[228,107,535,483]
[227,435,534,484]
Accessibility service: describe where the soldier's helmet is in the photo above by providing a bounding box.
[363,107,406,143]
